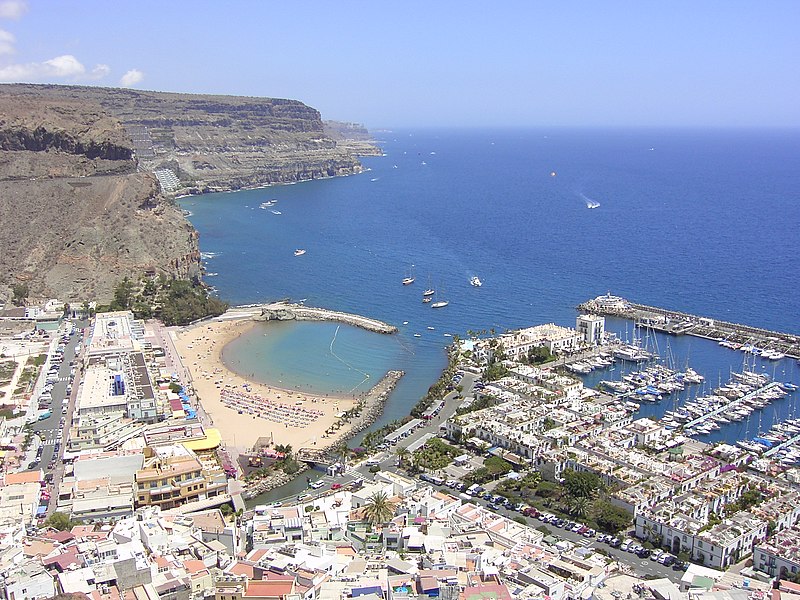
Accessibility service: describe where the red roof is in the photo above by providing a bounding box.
[462,583,514,600]
[243,580,295,599]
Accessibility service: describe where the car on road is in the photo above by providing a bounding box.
[609,537,622,548]
[308,480,325,489]
[331,483,342,490]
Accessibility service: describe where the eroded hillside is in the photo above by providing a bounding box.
[0,91,199,303]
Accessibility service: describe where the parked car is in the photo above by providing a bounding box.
[609,537,622,548]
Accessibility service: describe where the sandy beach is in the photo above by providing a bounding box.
[171,316,358,455]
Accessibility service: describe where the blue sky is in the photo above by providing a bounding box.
[0,0,797,127]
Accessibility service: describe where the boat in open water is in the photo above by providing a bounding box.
[294,249,306,256]
[470,276,482,287]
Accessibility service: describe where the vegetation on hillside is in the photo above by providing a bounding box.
[107,275,228,325]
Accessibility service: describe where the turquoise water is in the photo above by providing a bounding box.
[221,320,410,397]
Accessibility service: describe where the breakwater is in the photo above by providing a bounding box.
[578,295,800,359]
[253,302,398,334]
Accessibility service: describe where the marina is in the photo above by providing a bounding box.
[578,294,800,359]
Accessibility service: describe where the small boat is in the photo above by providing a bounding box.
[427,326,435,330]
[423,288,435,296]
[422,297,432,304]
[402,321,409,325]
[586,201,600,209]
[270,210,282,215]
[294,249,306,256]
[413,333,421,338]
[431,300,449,308]
[470,276,482,287]
[402,264,415,285]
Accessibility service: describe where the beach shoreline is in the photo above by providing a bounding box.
[171,306,400,466]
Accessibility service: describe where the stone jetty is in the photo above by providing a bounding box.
[253,301,398,334]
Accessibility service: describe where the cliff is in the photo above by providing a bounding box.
[0,91,200,303]
[0,84,378,194]
[0,84,378,303]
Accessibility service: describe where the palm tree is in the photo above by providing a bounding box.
[363,491,393,525]
[395,447,410,468]
[274,443,293,457]
[569,496,590,519]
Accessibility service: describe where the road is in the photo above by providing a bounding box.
[27,321,84,517]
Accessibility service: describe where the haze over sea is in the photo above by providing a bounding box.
[181,128,800,444]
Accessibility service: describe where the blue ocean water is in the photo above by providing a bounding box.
[180,128,800,441]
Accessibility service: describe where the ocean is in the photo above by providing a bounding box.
[180,127,800,445]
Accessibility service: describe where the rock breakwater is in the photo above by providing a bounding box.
[255,302,398,334]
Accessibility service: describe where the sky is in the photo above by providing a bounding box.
[0,0,798,128]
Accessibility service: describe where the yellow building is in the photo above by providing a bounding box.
[135,444,226,510]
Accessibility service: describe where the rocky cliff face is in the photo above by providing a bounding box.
[0,90,200,303]
[0,84,377,193]
[0,84,377,304]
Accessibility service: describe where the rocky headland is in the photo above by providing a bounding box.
[0,84,379,303]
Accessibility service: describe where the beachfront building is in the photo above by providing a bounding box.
[76,351,161,423]
[134,444,227,511]
[576,314,605,345]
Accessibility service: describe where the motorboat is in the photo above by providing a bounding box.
[294,249,306,256]
[470,276,483,287]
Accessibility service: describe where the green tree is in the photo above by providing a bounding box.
[11,283,29,306]
[484,455,513,478]
[111,277,135,310]
[45,512,76,531]
[363,491,394,525]
[563,469,604,499]
[593,500,632,534]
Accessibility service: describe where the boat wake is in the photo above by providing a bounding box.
[579,192,601,209]
[200,251,219,260]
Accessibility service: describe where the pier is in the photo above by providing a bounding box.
[763,430,800,458]
[578,294,800,359]
[683,381,784,429]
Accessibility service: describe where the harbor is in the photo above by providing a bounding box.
[578,294,800,359]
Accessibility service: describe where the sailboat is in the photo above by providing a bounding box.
[431,287,449,308]
[422,276,435,298]
[402,264,416,285]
